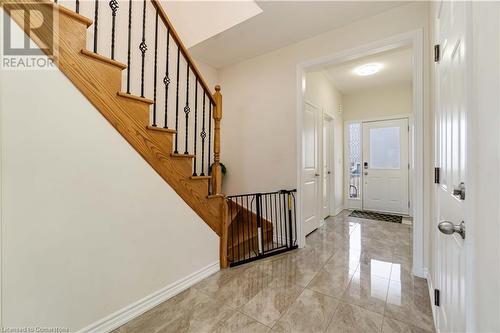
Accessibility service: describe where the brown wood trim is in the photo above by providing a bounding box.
[146,126,176,134]
[208,194,225,199]
[117,92,154,105]
[190,176,212,180]
[58,4,93,27]
[150,0,216,105]
[220,199,229,269]
[81,49,127,69]
[171,153,195,159]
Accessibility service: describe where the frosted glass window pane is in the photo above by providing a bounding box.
[370,127,400,169]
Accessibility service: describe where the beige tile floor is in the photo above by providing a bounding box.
[114,210,435,333]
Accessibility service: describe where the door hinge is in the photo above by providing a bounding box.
[434,289,440,306]
[434,44,441,62]
[434,167,440,184]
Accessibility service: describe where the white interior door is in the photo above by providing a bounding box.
[302,102,320,235]
[435,0,467,331]
[362,118,409,214]
[322,115,332,219]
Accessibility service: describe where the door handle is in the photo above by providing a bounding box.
[364,172,368,176]
[438,221,465,239]
[314,173,320,177]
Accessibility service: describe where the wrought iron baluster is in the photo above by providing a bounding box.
[109,0,118,60]
[184,64,190,154]
[193,81,198,176]
[163,27,171,128]
[208,102,212,174]
[174,47,180,154]
[126,0,132,94]
[139,0,147,98]
[93,0,99,53]
[75,0,79,13]
[152,10,159,127]
[200,94,206,176]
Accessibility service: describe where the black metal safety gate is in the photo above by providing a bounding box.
[226,189,298,267]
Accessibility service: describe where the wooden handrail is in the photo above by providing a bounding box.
[150,0,216,105]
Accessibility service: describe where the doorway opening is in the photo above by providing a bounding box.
[296,30,425,277]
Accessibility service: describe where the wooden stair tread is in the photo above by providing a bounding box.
[117,92,154,105]
[171,153,195,158]
[57,4,93,27]
[190,175,212,180]
[208,194,225,199]
[147,125,176,134]
[81,50,127,69]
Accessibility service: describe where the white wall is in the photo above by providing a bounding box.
[0,62,219,331]
[304,71,344,212]
[342,83,412,122]
[218,3,431,253]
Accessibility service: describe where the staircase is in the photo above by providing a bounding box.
[3,0,298,269]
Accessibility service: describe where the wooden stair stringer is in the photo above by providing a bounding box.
[6,1,223,235]
[226,201,274,262]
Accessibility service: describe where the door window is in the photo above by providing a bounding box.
[369,127,401,169]
[347,123,361,198]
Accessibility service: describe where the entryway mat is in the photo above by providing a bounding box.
[349,210,402,223]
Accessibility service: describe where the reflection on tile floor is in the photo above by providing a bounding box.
[114,210,435,333]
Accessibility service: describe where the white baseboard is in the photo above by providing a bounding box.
[426,270,440,333]
[333,205,344,216]
[77,261,220,333]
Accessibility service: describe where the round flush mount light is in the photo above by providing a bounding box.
[354,63,383,76]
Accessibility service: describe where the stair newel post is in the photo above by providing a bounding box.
[220,198,229,269]
[212,85,223,195]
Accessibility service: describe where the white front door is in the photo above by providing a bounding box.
[435,0,467,331]
[362,118,409,214]
[302,102,320,235]
[322,115,332,219]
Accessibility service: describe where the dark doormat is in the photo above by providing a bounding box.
[349,210,402,223]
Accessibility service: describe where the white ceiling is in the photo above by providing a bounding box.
[161,1,263,48]
[323,47,413,94]
[189,1,408,68]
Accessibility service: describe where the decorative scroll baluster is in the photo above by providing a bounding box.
[184,64,190,154]
[126,0,132,94]
[109,0,118,60]
[163,27,170,128]
[193,81,198,176]
[139,0,147,98]
[152,10,159,127]
[75,0,79,13]
[174,47,180,154]
[200,94,207,176]
[93,0,99,53]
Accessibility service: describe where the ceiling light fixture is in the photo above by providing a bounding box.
[354,63,383,76]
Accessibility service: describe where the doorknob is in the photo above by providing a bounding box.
[315,173,320,177]
[364,172,368,176]
[438,221,465,239]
